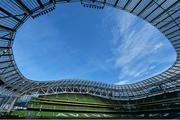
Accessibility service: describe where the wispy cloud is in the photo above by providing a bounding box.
[13,6,176,84]
[104,9,176,85]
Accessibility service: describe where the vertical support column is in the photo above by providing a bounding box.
[7,97,18,113]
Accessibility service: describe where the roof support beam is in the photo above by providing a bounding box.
[124,0,132,9]
[0,37,12,41]
[15,0,32,15]
[158,16,180,29]
[130,0,142,13]
[0,46,11,49]
[49,0,56,3]
[114,0,119,7]
[0,70,15,76]
[144,0,167,20]
[0,25,15,32]
[150,0,179,23]
[0,7,22,23]
[4,73,18,80]
[153,9,179,26]
[37,0,44,9]
[0,54,13,57]
[0,65,14,70]
[6,77,21,85]
[0,60,13,64]
[137,0,154,16]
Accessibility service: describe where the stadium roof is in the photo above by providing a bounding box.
[0,0,179,100]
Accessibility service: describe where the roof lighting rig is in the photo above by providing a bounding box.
[31,0,55,19]
[31,6,55,19]
[81,0,106,9]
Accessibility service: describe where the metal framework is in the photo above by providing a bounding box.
[0,0,179,103]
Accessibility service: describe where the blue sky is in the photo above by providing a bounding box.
[13,3,176,85]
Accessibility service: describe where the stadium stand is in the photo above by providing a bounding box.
[4,92,180,119]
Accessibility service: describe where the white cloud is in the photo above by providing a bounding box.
[103,9,175,85]
[153,43,163,53]
[115,80,130,85]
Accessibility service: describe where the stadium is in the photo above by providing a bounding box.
[0,0,180,119]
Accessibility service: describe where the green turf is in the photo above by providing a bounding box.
[11,93,120,119]
[11,110,120,118]
[40,94,112,104]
